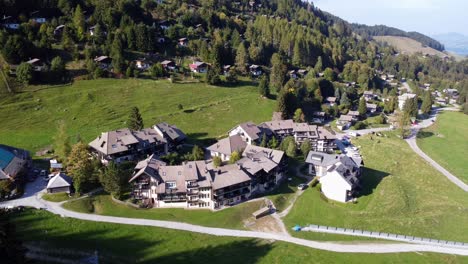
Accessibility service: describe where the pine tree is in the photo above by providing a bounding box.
[421,92,432,115]
[128,107,144,131]
[211,43,223,74]
[270,53,287,92]
[340,92,350,106]
[73,5,85,41]
[292,40,302,66]
[277,89,288,119]
[99,162,125,199]
[50,56,65,77]
[358,97,367,117]
[111,36,124,74]
[206,68,221,85]
[258,76,270,97]
[397,111,411,138]
[235,42,248,75]
[334,87,341,103]
[268,136,279,149]
[315,56,323,72]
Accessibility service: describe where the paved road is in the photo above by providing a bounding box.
[2,182,468,256]
[34,201,468,256]
[405,107,468,192]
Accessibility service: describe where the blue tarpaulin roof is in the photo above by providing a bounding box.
[293,225,301,231]
[0,148,15,170]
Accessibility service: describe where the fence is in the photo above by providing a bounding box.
[301,224,468,249]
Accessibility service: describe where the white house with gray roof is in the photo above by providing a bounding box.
[228,122,264,145]
[306,151,361,203]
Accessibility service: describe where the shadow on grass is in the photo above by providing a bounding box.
[416,131,434,139]
[358,167,390,198]
[12,209,273,264]
[186,133,217,146]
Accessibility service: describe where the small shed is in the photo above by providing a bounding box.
[46,173,72,194]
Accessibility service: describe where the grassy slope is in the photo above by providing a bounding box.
[12,209,467,264]
[63,194,266,230]
[0,79,275,151]
[41,192,73,202]
[373,36,448,58]
[284,132,468,242]
[417,111,468,184]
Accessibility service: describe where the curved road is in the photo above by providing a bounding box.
[405,108,468,192]
[2,183,468,256]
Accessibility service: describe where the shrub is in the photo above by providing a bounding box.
[353,121,367,130]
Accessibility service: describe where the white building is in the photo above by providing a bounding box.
[305,151,361,203]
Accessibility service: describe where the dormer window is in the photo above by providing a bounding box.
[166,182,176,189]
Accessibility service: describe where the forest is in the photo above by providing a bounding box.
[0,0,467,114]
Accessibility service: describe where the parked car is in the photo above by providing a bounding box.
[40,170,47,177]
[297,183,308,190]
[348,132,360,137]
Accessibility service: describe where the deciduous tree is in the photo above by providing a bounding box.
[16,63,33,84]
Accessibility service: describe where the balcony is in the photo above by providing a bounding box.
[161,195,187,202]
[187,182,199,188]
[187,189,199,195]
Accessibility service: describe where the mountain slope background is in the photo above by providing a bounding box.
[373,36,448,58]
[433,32,468,56]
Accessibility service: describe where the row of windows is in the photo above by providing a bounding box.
[199,202,210,207]
[199,193,210,199]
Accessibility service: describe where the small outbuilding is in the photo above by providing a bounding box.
[46,173,73,194]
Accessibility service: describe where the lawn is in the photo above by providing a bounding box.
[41,192,74,202]
[0,78,275,151]
[10,209,468,264]
[264,157,308,212]
[284,132,468,242]
[62,193,267,230]
[417,111,468,184]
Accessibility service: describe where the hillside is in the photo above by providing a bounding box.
[350,23,445,51]
[373,36,449,58]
